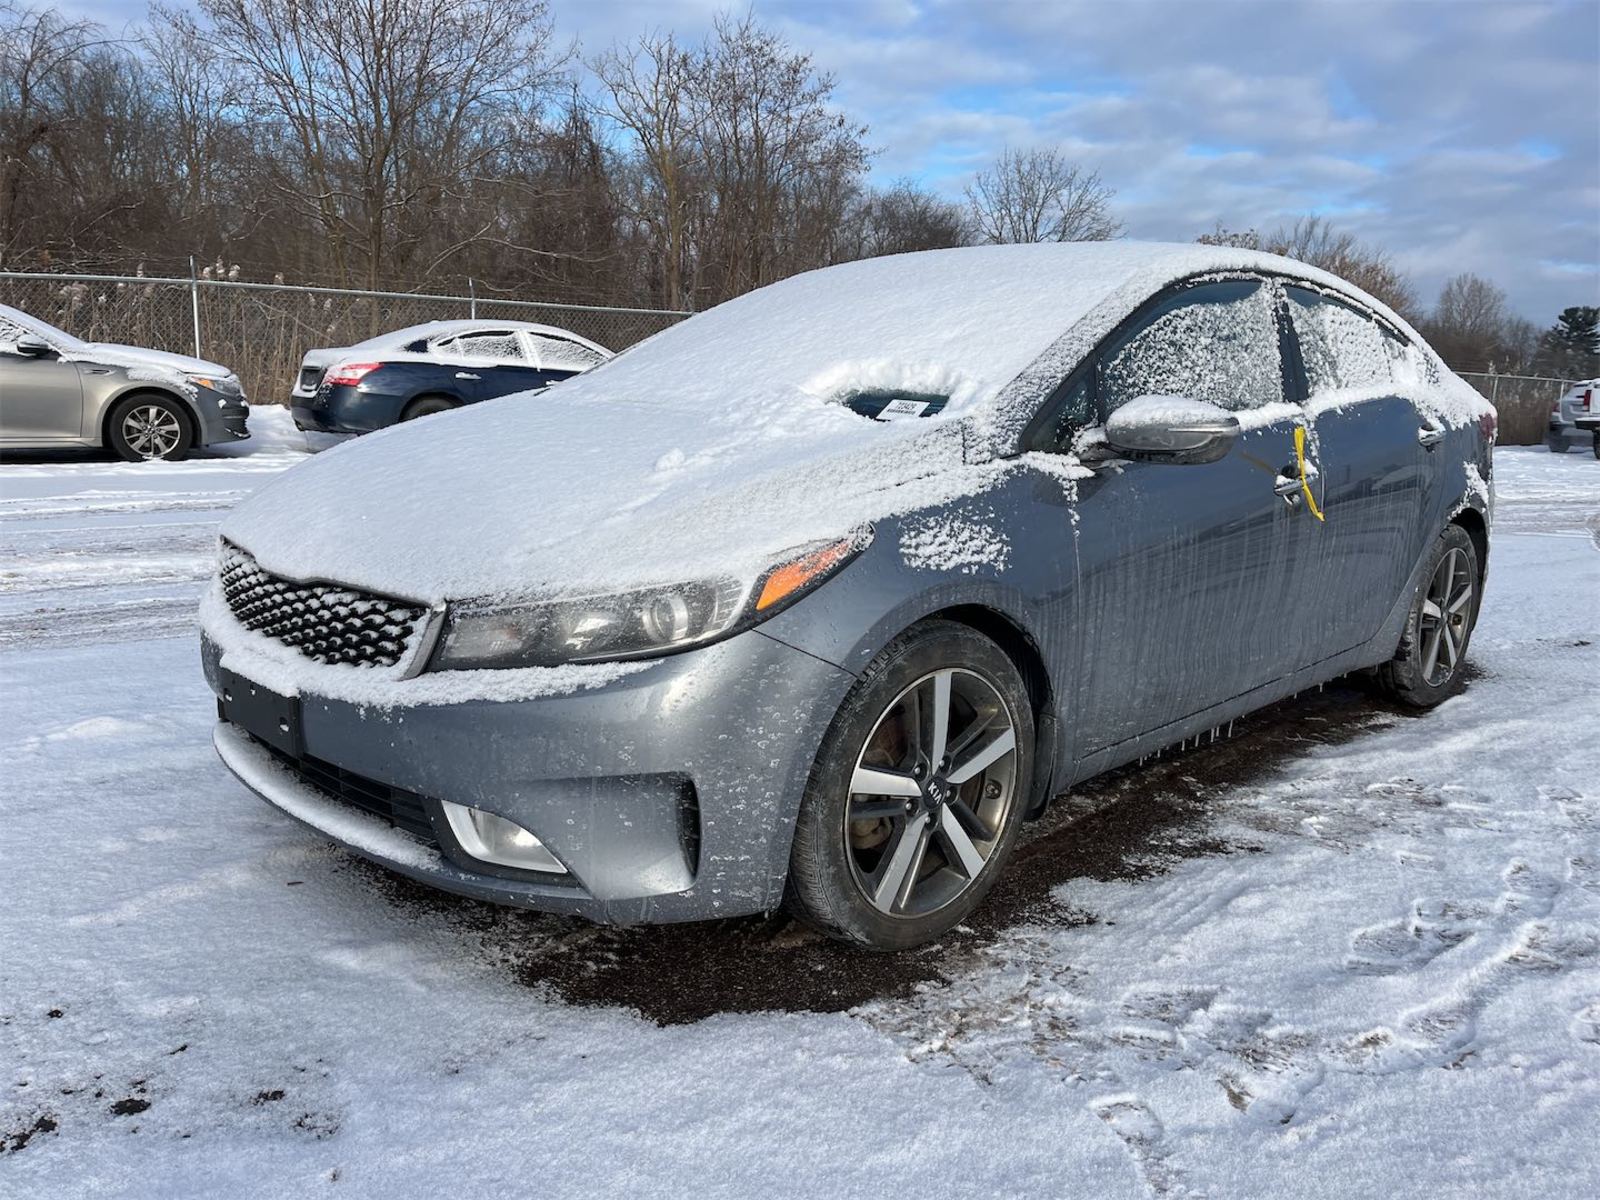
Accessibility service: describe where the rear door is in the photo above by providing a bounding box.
[1034,278,1315,755]
[1283,286,1430,661]
[434,330,548,402]
[0,344,85,441]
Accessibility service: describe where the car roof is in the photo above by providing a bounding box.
[346,319,609,355]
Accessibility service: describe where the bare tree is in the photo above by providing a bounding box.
[591,32,700,311]
[1196,216,1417,319]
[1425,273,1521,372]
[199,0,562,291]
[858,179,969,257]
[965,146,1120,244]
[0,3,110,265]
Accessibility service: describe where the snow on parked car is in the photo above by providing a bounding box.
[0,302,250,460]
[202,241,1495,950]
[288,319,611,434]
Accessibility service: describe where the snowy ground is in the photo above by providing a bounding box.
[2,422,1597,1197]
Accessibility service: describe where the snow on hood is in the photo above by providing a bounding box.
[224,384,983,604]
[222,241,1484,604]
[76,342,235,379]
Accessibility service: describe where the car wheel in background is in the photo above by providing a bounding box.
[785,620,1034,950]
[401,396,458,421]
[1592,431,1599,460]
[1376,524,1480,709]
[108,394,193,462]
[1546,436,1572,453]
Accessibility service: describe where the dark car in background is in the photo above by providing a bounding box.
[290,320,611,434]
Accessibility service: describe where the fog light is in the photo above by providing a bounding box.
[440,801,566,874]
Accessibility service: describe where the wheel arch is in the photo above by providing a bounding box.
[1449,505,1488,582]
[400,391,463,420]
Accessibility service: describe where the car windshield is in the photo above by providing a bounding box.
[0,305,87,353]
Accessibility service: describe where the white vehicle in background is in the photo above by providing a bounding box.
[1547,378,1598,457]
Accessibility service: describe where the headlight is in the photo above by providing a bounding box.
[188,374,241,397]
[428,531,868,671]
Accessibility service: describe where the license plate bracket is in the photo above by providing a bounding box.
[220,669,302,758]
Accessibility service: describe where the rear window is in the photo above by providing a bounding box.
[528,334,607,372]
[436,331,525,362]
[1287,287,1403,396]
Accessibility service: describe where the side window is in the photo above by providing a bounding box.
[436,331,525,363]
[526,334,606,372]
[1286,287,1394,397]
[1100,280,1283,414]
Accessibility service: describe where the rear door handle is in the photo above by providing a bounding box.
[454,372,479,380]
[1417,418,1445,448]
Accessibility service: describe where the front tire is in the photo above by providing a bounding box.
[108,395,193,461]
[1375,525,1480,708]
[785,620,1034,950]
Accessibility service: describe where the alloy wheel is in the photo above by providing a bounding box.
[122,405,183,459]
[844,667,1020,919]
[1418,546,1473,687]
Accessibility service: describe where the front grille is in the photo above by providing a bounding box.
[256,736,436,843]
[220,541,428,669]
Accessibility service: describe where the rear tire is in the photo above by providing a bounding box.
[785,620,1034,950]
[1375,525,1480,709]
[1592,431,1599,460]
[401,396,458,421]
[1547,436,1572,453]
[107,394,193,461]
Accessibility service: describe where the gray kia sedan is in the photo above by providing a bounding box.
[202,243,1494,950]
[0,303,248,459]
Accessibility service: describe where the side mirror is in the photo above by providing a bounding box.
[13,334,54,359]
[1104,394,1240,464]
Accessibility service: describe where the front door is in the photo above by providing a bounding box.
[1029,278,1315,756]
[0,348,84,441]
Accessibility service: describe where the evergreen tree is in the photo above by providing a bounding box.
[1536,306,1600,379]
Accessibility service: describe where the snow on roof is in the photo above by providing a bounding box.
[342,318,609,355]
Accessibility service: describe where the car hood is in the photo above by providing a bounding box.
[83,342,236,378]
[222,388,984,605]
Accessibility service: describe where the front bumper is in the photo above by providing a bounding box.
[193,388,250,445]
[204,628,856,923]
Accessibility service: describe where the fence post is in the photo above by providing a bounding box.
[188,255,202,358]
[469,277,477,319]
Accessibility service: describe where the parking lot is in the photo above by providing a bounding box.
[3,427,1597,1197]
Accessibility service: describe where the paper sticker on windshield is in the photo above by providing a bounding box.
[879,398,930,420]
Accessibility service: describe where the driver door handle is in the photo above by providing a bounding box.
[455,371,480,380]
[1274,461,1318,494]
[1417,418,1445,448]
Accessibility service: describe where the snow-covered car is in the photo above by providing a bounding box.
[0,303,248,460]
[203,242,1495,950]
[1546,378,1598,457]
[289,320,611,434]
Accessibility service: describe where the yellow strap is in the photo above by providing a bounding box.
[1294,425,1325,522]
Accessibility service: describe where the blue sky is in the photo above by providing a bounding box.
[68,0,1600,322]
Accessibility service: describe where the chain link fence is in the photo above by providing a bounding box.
[0,271,689,404]
[1457,371,1570,446]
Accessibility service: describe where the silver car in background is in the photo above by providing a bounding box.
[0,303,249,461]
